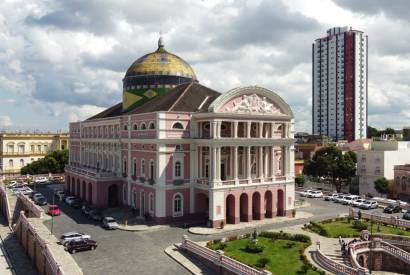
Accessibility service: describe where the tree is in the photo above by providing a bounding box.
[21,149,69,175]
[303,146,357,192]
[367,126,379,138]
[295,173,305,186]
[374,177,390,195]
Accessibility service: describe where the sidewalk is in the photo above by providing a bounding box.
[165,244,214,275]
[188,211,313,235]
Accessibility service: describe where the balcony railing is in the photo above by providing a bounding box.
[195,175,289,187]
[0,151,49,156]
[65,165,118,179]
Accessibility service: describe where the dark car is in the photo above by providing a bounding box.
[29,192,42,199]
[34,196,47,206]
[82,205,92,216]
[71,199,82,209]
[383,204,401,214]
[89,209,103,221]
[402,210,410,220]
[65,239,97,254]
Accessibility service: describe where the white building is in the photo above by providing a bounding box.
[0,132,69,175]
[312,26,368,142]
[357,140,410,196]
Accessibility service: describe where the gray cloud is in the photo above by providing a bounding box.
[334,0,410,22]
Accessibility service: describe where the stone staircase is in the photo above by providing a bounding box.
[320,239,353,268]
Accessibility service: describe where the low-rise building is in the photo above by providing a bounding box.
[393,164,410,202]
[0,132,69,175]
[357,140,410,197]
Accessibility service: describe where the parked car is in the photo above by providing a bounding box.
[21,187,33,196]
[54,190,65,198]
[341,195,360,205]
[60,232,91,246]
[34,177,48,183]
[47,205,61,216]
[102,217,119,230]
[352,198,366,208]
[32,193,44,200]
[89,209,103,221]
[82,205,93,216]
[34,196,47,206]
[7,181,18,188]
[71,199,82,209]
[307,190,323,198]
[300,190,314,197]
[403,210,410,220]
[383,204,401,214]
[334,195,346,203]
[324,193,338,201]
[360,200,378,210]
[65,239,97,254]
[65,196,77,205]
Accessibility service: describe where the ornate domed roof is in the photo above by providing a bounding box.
[125,38,196,79]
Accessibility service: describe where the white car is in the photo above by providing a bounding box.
[102,217,119,230]
[7,181,18,188]
[21,187,33,195]
[341,195,360,205]
[360,200,379,210]
[352,198,366,208]
[308,190,323,198]
[60,232,91,246]
[65,196,77,205]
[300,190,313,197]
[34,177,48,183]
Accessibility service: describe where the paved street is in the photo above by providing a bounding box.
[32,184,402,275]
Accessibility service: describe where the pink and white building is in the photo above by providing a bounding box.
[65,38,296,227]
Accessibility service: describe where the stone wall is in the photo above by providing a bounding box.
[356,250,409,274]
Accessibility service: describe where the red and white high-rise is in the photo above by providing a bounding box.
[312,27,368,142]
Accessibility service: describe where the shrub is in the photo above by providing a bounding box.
[321,219,334,224]
[292,209,296,217]
[258,231,311,243]
[228,235,238,241]
[213,242,227,250]
[284,241,296,248]
[307,221,329,237]
[244,241,264,253]
[255,257,270,268]
[352,220,368,231]
[220,220,225,229]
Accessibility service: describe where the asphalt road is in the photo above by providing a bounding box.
[32,184,404,275]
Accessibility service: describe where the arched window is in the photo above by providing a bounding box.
[149,160,154,180]
[141,123,147,130]
[8,160,13,168]
[123,158,127,174]
[20,159,24,167]
[175,161,181,178]
[123,124,128,131]
[149,122,155,129]
[173,193,183,217]
[278,157,282,171]
[141,159,145,176]
[149,193,154,213]
[133,159,137,177]
[175,144,182,151]
[172,122,184,129]
[133,124,138,130]
[402,177,407,191]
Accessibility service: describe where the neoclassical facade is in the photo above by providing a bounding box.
[0,132,69,175]
[65,38,295,227]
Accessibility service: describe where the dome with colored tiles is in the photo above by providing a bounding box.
[122,36,197,111]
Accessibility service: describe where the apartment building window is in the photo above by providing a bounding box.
[31,145,35,152]
[37,145,41,152]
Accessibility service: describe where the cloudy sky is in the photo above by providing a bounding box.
[1,0,410,132]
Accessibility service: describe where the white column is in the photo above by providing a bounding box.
[259,122,263,138]
[264,147,268,179]
[198,146,202,178]
[258,146,263,178]
[246,146,251,179]
[211,146,217,186]
[233,146,238,183]
[217,121,222,138]
[216,146,221,181]
[271,123,275,138]
[233,121,238,138]
[247,122,251,138]
[271,146,275,177]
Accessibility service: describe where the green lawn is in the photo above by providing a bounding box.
[315,218,410,238]
[209,237,321,275]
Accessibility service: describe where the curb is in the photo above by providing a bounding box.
[117,225,165,232]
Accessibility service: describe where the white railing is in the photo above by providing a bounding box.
[370,233,410,247]
[15,211,64,275]
[349,208,410,229]
[180,235,271,275]
[315,247,365,275]
[379,240,410,265]
[0,185,11,226]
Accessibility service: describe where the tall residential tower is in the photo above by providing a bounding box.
[312,27,368,141]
